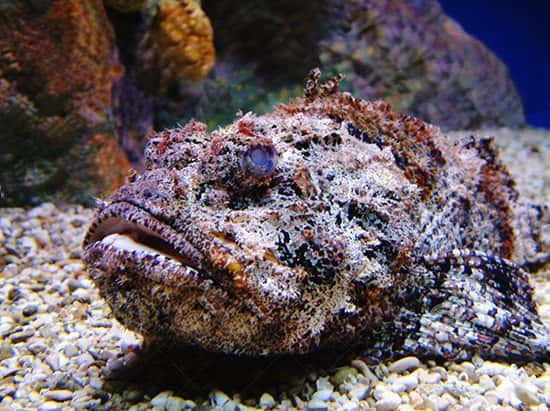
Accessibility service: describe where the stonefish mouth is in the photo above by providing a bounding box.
[82,201,209,288]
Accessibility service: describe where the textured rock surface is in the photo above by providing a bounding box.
[136,0,215,94]
[0,0,215,206]
[319,0,525,130]
[0,0,128,205]
[196,0,524,130]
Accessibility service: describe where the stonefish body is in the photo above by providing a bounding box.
[83,70,549,362]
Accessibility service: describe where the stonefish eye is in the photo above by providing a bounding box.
[241,145,277,177]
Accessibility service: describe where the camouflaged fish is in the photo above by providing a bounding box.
[83,69,549,362]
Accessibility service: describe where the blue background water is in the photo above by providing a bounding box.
[440,0,550,128]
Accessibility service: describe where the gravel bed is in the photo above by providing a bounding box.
[0,128,548,410]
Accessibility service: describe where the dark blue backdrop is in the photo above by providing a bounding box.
[439,0,550,128]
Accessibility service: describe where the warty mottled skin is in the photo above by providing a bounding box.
[83,70,549,362]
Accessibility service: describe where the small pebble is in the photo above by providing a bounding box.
[391,374,418,392]
[10,328,35,343]
[166,396,190,411]
[0,381,15,397]
[43,389,73,402]
[259,393,276,408]
[123,389,143,402]
[0,317,16,337]
[66,278,82,291]
[347,383,370,401]
[476,362,507,377]
[423,396,440,411]
[478,374,496,392]
[63,344,79,358]
[27,341,47,355]
[22,304,38,316]
[88,377,103,390]
[27,203,56,218]
[311,388,333,402]
[462,396,489,410]
[38,401,62,411]
[459,361,476,375]
[388,357,420,373]
[151,390,173,408]
[351,359,379,382]
[306,399,329,411]
[210,389,231,407]
[316,376,334,391]
[421,372,443,384]
[409,391,424,408]
[439,393,456,409]
[71,395,102,410]
[331,366,359,385]
[514,382,540,405]
[375,391,401,410]
[0,365,17,379]
[374,364,390,379]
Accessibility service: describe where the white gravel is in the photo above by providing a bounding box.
[0,128,548,410]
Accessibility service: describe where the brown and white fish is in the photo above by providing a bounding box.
[83,70,549,362]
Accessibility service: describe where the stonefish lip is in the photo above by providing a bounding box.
[82,201,209,287]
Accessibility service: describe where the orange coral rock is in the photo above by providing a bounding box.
[0,0,123,127]
[0,0,127,204]
[137,0,215,92]
[89,133,132,196]
[0,0,215,204]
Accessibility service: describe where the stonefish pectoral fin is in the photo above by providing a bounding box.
[399,249,549,362]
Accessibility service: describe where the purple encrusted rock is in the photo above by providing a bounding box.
[202,0,525,130]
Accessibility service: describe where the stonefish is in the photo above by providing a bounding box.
[83,70,549,362]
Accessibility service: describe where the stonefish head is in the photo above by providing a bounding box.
[83,70,549,361]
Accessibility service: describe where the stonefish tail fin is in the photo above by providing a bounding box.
[401,249,549,362]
